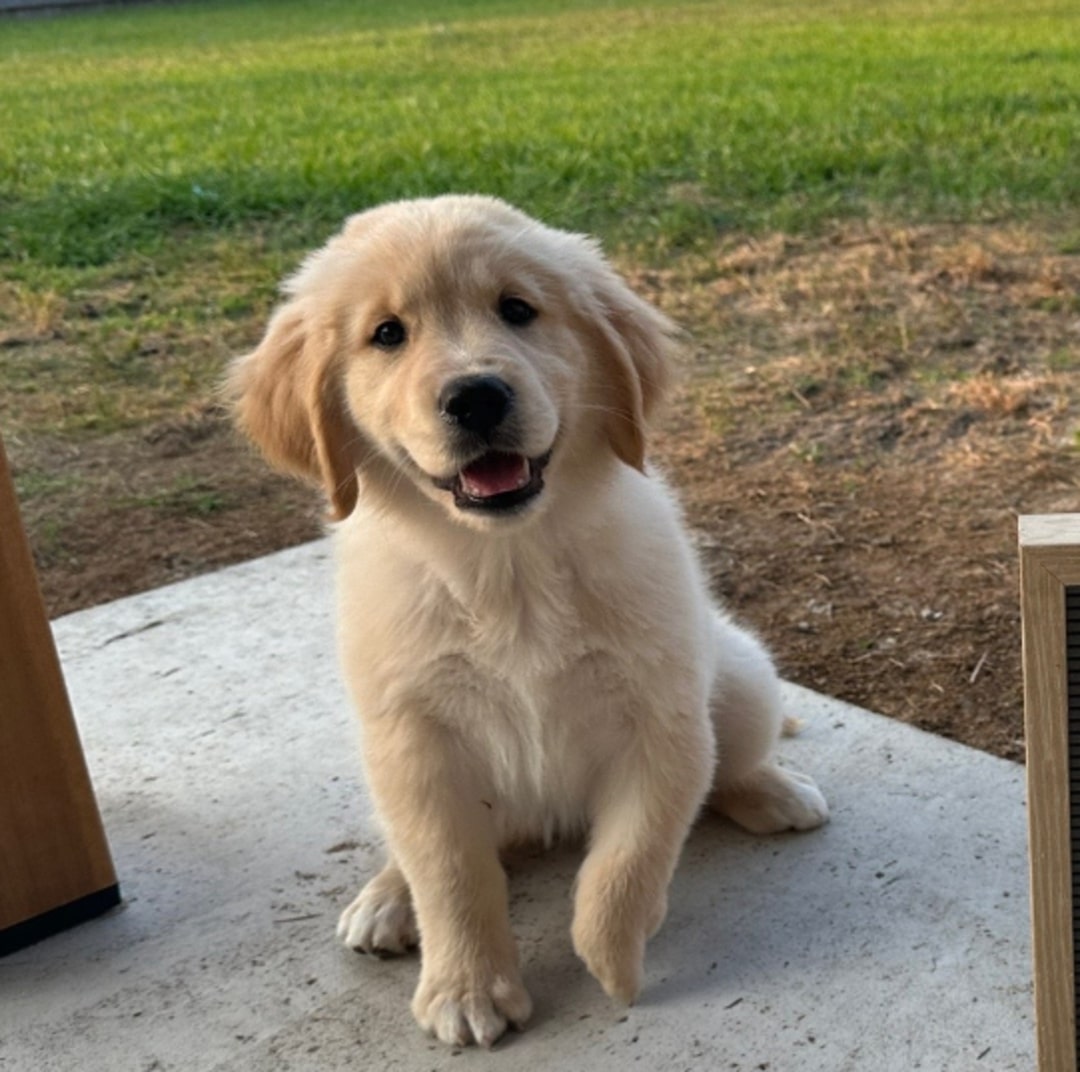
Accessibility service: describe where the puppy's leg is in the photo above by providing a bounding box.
[706,616,829,833]
[337,856,418,956]
[366,718,531,1049]
[572,720,713,1005]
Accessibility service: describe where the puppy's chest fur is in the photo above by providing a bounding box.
[445,541,598,669]
[342,528,669,842]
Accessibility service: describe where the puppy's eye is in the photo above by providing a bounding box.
[372,319,406,349]
[498,296,537,327]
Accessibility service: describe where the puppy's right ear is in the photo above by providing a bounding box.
[227,300,360,521]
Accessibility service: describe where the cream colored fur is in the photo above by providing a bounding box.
[229,195,828,1049]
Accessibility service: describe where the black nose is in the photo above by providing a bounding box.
[439,375,515,439]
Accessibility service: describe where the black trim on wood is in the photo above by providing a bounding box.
[0,884,120,957]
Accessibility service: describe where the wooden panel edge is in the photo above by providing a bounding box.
[1021,540,1078,1071]
[0,433,118,927]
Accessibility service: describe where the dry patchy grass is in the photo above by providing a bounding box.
[641,221,1080,759]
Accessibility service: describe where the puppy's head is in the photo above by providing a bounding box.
[228,195,676,528]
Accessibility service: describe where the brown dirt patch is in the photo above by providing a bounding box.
[7,222,1079,761]
[9,406,323,613]
[646,222,1080,761]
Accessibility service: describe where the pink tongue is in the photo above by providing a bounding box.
[460,453,530,499]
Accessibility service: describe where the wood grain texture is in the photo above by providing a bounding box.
[0,432,117,932]
[1020,515,1080,1072]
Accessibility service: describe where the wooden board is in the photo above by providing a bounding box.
[0,433,118,954]
[1020,514,1080,1071]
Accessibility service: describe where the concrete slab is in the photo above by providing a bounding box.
[0,540,1033,1071]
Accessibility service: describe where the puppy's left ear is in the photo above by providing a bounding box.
[587,265,677,472]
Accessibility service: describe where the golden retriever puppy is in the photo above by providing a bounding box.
[229,195,828,1049]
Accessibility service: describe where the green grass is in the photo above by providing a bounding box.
[1,0,1077,270]
[1,0,1077,440]
[119,476,231,516]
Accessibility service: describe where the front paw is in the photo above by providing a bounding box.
[572,911,646,1005]
[572,880,666,1006]
[571,851,669,1005]
[337,866,418,956]
[412,961,532,1048]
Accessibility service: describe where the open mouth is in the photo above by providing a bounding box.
[433,450,551,513]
